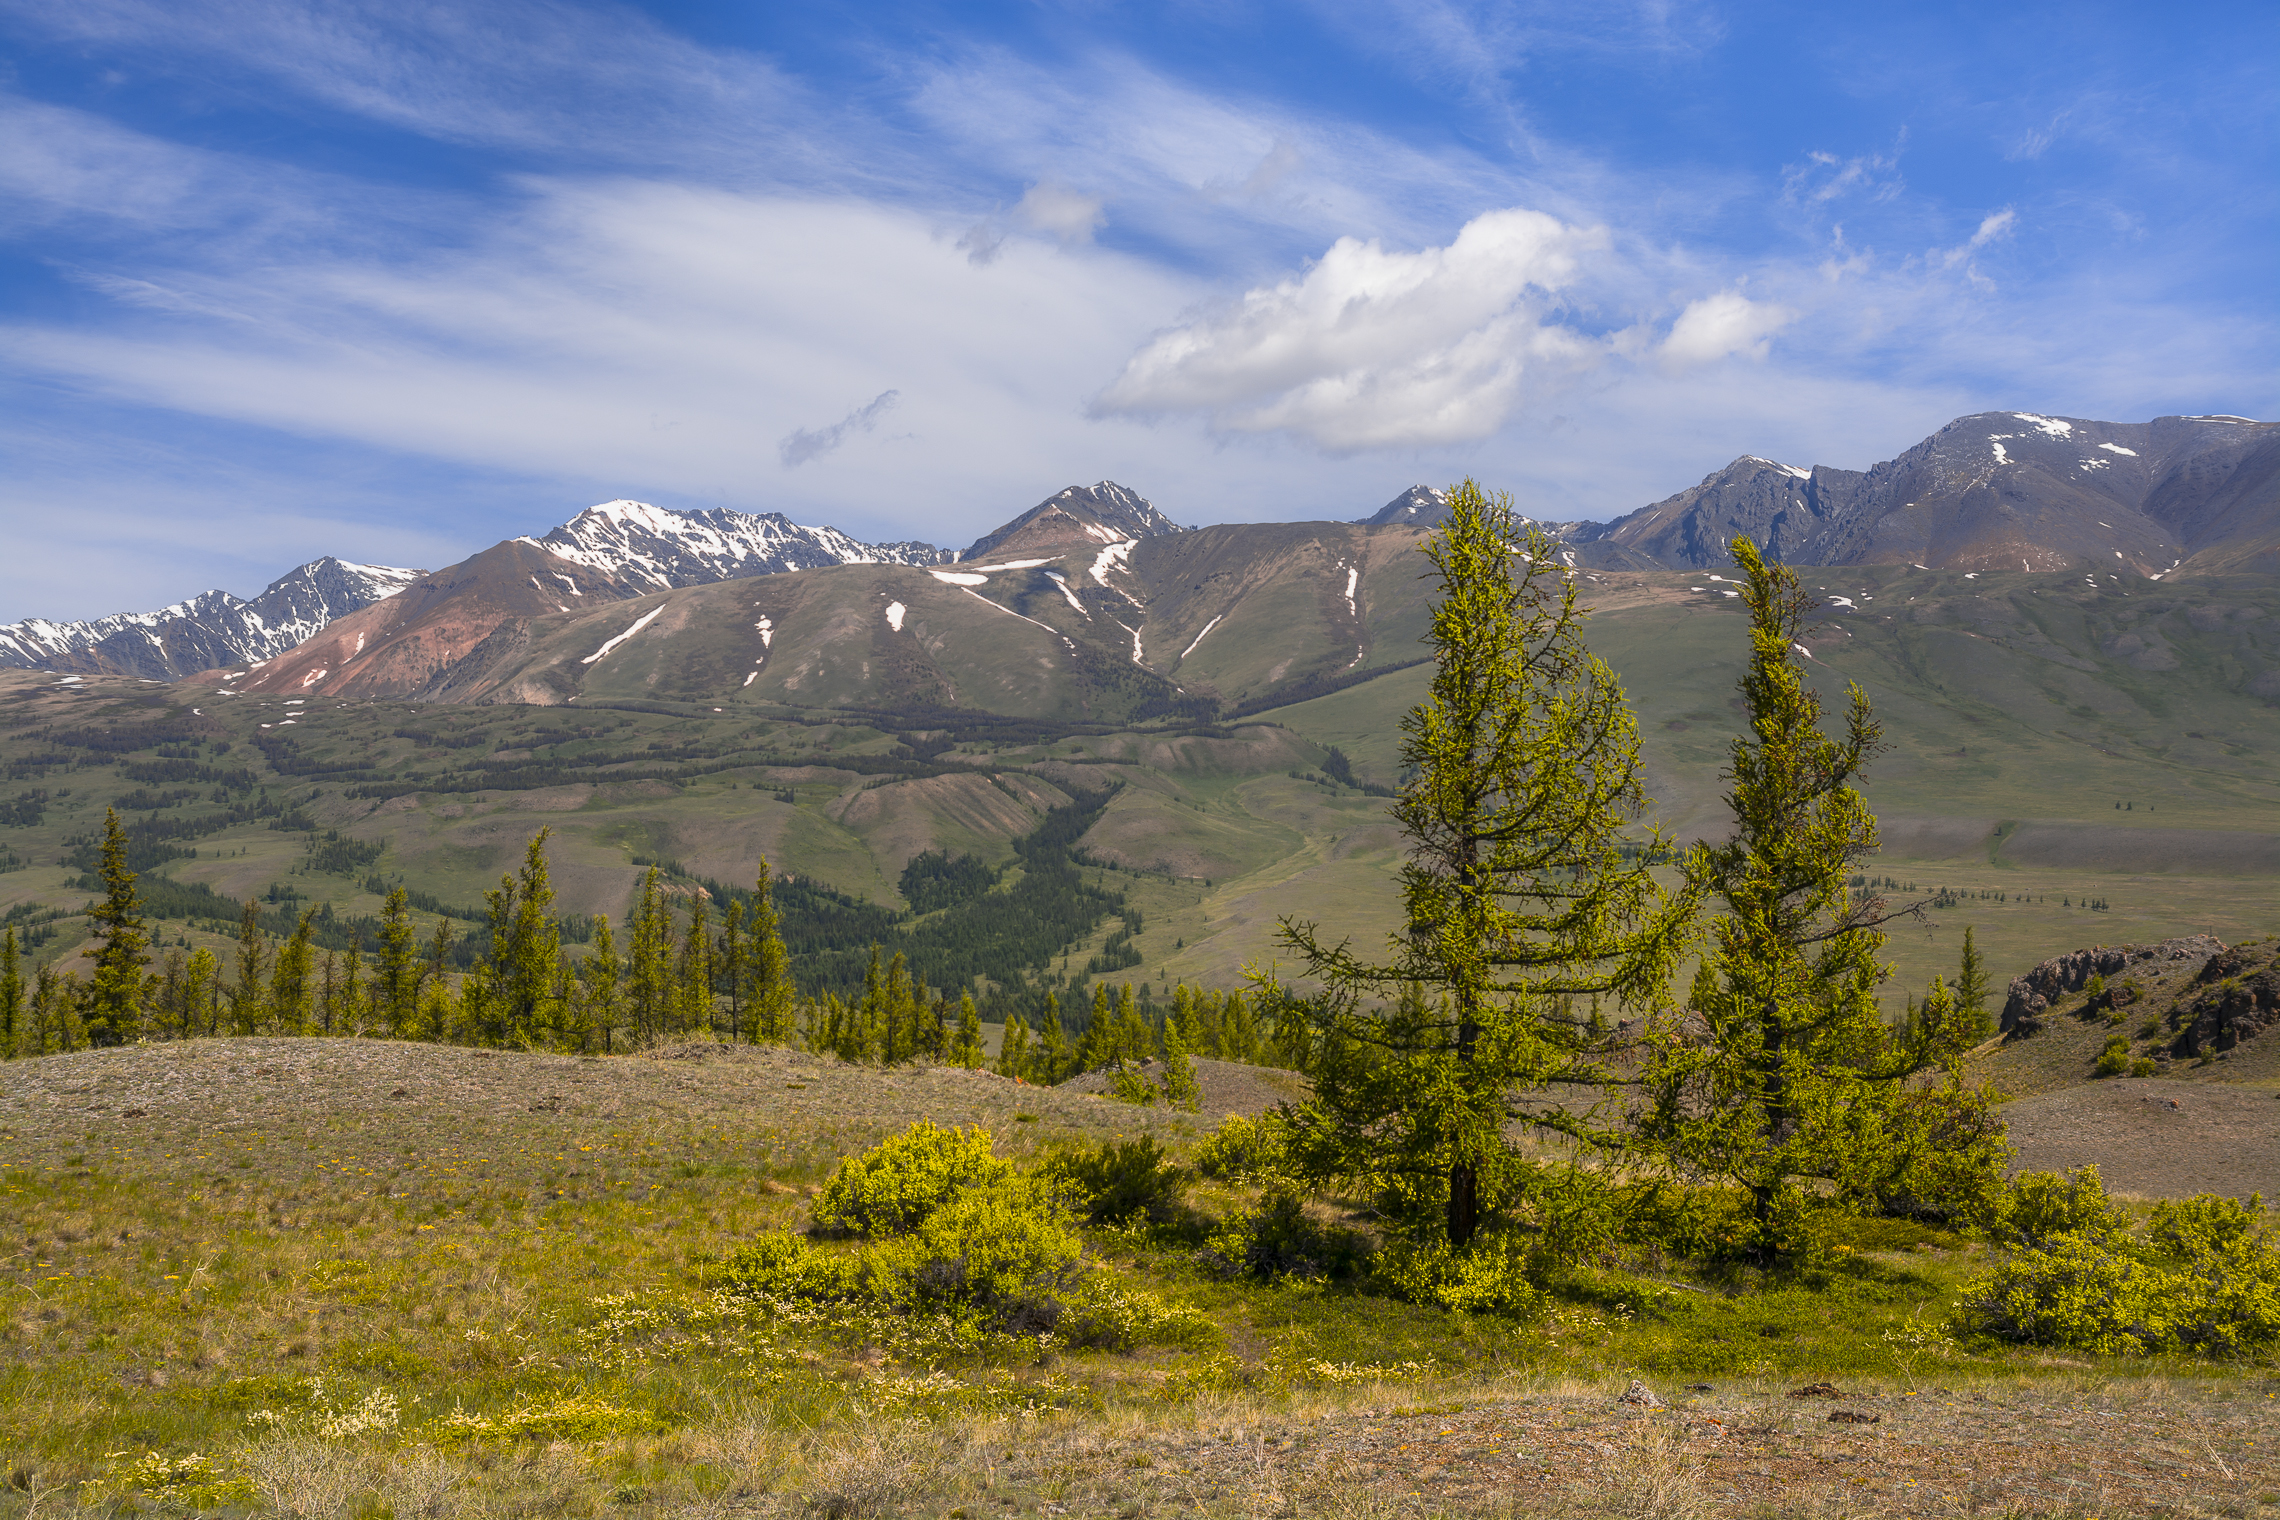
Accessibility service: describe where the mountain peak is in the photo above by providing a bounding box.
[522,500,950,589]
[0,556,423,680]
[960,481,1180,562]
[1359,485,1450,527]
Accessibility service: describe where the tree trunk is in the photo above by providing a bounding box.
[1448,1161,1479,1248]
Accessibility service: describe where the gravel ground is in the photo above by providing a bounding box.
[1171,1379,2280,1517]
[1999,1078,2280,1198]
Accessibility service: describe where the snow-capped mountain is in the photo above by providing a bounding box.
[1359,485,1450,526]
[959,482,1182,562]
[522,500,952,589]
[1577,412,2280,574]
[0,558,425,680]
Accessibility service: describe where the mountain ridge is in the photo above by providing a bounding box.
[0,558,426,681]
[1579,412,2279,574]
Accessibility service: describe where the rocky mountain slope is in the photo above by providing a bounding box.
[0,557,425,680]
[1580,412,2278,574]
[210,501,1434,720]
[957,482,1182,562]
[6,501,955,686]
[523,499,951,588]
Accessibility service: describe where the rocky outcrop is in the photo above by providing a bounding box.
[2171,945,2280,1057]
[2001,936,2226,1035]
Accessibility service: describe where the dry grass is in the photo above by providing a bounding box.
[2,1037,2276,1520]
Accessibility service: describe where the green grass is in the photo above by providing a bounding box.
[3,1037,2273,1519]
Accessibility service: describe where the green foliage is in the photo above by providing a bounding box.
[1040,1137,1185,1226]
[1989,1165,2127,1250]
[809,1121,1013,1239]
[1642,541,2002,1266]
[1199,1181,1365,1282]
[728,1125,1085,1334]
[2095,1033,2131,1076]
[1954,1177,2280,1355]
[1267,480,1694,1249]
[1193,1112,1290,1181]
[874,1187,1084,1326]
[80,807,149,1047]
[1373,1234,1547,1320]
[899,850,999,915]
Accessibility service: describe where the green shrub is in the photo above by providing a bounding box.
[1193,1112,1289,1181]
[1374,1235,1547,1320]
[811,1122,1013,1238]
[2084,973,2107,999]
[876,1185,1084,1329]
[1198,1182,1363,1281]
[719,1231,864,1302]
[1954,1178,2280,1355]
[1040,1137,1184,1225]
[729,1129,1085,1335]
[2128,1056,2159,1077]
[2094,1034,2131,1077]
[1992,1166,2127,1249]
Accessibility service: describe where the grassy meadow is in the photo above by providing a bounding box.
[4,1037,2276,1520]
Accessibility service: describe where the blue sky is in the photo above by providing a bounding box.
[4,0,2274,621]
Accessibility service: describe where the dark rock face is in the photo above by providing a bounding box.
[2001,935,2227,1035]
[2172,947,2280,1056]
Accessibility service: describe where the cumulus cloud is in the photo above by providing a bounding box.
[779,389,900,467]
[1659,290,1797,370]
[1093,208,1607,450]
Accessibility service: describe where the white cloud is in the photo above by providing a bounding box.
[1094,208,1608,449]
[1660,289,1797,370]
[1015,181,1105,244]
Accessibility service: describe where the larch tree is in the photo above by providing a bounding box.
[489,828,561,1044]
[229,900,268,1036]
[582,914,622,1052]
[0,926,23,1055]
[1267,480,1696,1249]
[626,869,671,1044]
[376,888,420,1037]
[745,862,795,1044]
[268,910,317,1035]
[1639,539,1999,1266]
[80,808,150,1047]
[718,899,746,1041]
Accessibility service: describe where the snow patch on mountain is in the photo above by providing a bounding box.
[524,500,950,589]
[0,558,423,680]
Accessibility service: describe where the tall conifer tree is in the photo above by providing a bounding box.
[229,900,268,1036]
[746,860,795,1043]
[376,888,419,1037]
[0,927,22,1057]
[626,869,670,1044]
[1269,480,1694,1248]
[583,914,621,1053]
[268,911,317,1035]
[81,808,150,1046]
[1640,538,1995,1264]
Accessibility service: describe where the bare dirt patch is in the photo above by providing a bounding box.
[1058,1056,1309,1119]
[1999,1078,2280,1198]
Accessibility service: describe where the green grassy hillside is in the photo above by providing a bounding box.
[6,559,2280,1020]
